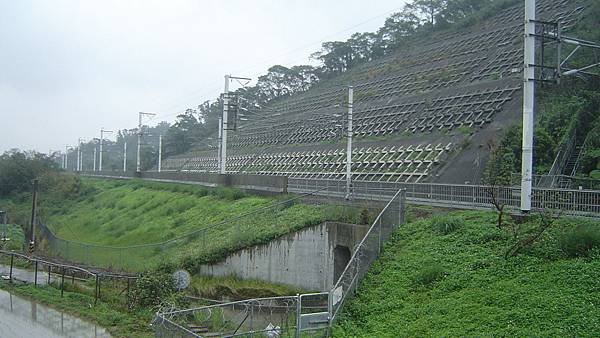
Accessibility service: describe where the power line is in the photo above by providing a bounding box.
[142,4,405,125]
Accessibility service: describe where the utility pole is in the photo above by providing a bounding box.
[521,0,536,213]
[220,75,230,174]
[29,179,38,253]
[137,112,156,172]
[219,75,250,174]
[99,128,113,172]
[158,135,162,172]
[123,141,127,172]
[346,86,353,200]
[93,147,97,171]
[65,146,70,171]
[77,138,84,171]
[217,117,222,173]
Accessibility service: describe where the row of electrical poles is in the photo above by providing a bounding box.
[61,114,164,173]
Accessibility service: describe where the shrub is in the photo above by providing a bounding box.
[559,225,600,258]
[130,272,176,308]
[431,216,462,235]
[412,264,446,287]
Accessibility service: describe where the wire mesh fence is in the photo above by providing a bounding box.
[153,188,407,337]
[36,189,339,271]
[329,188,405,322]
[154,293,330,338]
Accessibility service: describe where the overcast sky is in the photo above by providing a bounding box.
[0,0,406,153]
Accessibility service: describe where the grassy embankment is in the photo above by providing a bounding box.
[0,177,364,337]
[3,177,365,272]
[335,210,600,337]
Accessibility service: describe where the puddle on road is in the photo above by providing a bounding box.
[0,289,111,338]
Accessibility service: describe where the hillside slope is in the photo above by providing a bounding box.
[335,211,600,337]
[162,0,588,185]
[16,178,358,271]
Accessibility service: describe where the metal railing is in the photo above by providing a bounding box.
[154,293,330,337]
[330,188,405,322]
[0,250,137,306]
[154,188,407,337]
[288,178,600,218]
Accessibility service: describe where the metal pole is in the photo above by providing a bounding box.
[521,0,536,213]
[29,179,38,249]
[99,129,104,172]
[217,117,222,172]
[220,75,230,174]
[65,146,69,170]
[158,135,162,172]
[93,147,97,172]
[346,86,353,200]
[137,113,142,172]
[123,141,127,172]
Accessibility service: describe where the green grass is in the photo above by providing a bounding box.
[0,281,153,337]
[3,177,361,272]
[190,275,307,300]
[334,210,600,337]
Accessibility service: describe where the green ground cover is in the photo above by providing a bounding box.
[4,177,365,272]
[335,210,600,337]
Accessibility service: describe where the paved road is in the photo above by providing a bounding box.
[0,264,58,285]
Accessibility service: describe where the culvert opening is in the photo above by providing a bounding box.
[334,245,351,283]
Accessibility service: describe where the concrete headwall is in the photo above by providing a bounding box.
[80,171,288,193]
[197,222,368,291]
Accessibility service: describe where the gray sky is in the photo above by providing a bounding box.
[0,0,405,153]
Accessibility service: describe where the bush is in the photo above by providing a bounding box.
[431,216,462,235]
[559,225,600,258]
[412,264,446,287]
[130,272,176,308]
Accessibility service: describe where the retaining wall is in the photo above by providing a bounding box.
[80,171,288,193]
[197,222,368,291]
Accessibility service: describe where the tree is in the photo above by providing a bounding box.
[406,0,448,26]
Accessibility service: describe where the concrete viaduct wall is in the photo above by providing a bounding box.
[80,171,288,194]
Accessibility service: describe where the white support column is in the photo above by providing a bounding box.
[93,147,97,171]
[158,135,162,172]
[137,113,142,172]
[220,75,230,175]
[123,141,127,172]
[217,117,222,173]
[346,86,354,200]
[521,0,536,212]
[65,146,69,170]
[99,131,103,172]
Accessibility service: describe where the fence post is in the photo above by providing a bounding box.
[295,294,301,338]
[9,253,13,283]
[34,260,38,287]
[94,274,99,305]
[378,218,382,254]
[60,267,65,297]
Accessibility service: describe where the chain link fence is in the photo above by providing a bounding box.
[36,188,349,271]
[153,188,407,337]
[154,293,330,338]
[329,188,405,322]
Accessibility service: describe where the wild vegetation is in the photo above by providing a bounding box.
[335,210,600,337]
